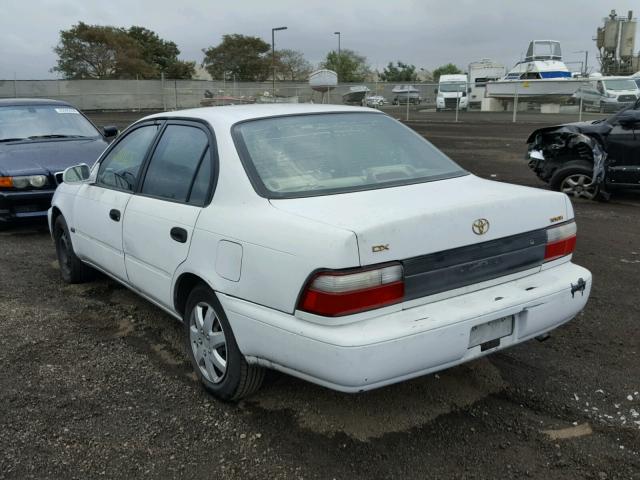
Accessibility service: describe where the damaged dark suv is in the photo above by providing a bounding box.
[527,99,640,200]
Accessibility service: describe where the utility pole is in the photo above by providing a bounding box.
[334,32,341,80]
[272,26,287,98]
[573,50,589,76]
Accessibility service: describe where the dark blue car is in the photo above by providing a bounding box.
[0,98,117,225]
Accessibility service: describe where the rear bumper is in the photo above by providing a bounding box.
[221,261,591,392]
[0,189,54,223]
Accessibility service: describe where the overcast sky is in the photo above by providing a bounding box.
[1,0,639,79]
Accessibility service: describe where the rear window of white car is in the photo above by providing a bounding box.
[233,112,466,198]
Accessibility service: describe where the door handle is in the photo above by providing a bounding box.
[109,209,121,222]
[170,227,188,243]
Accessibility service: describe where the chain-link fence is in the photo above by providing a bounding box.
[1,78,638,121]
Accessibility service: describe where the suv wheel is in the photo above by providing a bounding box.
[550,163,600,200]
[184,285,264,401]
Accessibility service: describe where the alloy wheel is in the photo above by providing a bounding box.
[560,174,598,200]
[189,302,227,384]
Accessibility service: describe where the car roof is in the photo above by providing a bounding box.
[143,103,381,127]
[0,98,74,107]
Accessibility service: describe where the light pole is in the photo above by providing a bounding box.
[272,26,287,97]
[334,31,341,80]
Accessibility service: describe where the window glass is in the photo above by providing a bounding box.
[141,125,208,202]
[0,105,100,141]
[188,147,212,205]
[439,83,467,92]
[234,113,465,198]
[602,79,637,91]
[97,125,158,191]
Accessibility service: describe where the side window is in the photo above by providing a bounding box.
[141,124,209,203]
[96,125,158,191]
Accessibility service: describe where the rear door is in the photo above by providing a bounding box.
[73,122,160,281]
[122,120,215,308]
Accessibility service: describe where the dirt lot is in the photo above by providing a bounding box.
[1,111,639,479]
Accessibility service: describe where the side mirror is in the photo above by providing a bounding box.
[103,126,118,138]
[62,164,91,183]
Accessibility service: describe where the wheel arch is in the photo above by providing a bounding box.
[173,272,215,319]
[50,206,63,235]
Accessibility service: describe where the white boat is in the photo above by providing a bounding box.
[392,84,421,104]
[486,41,584,99]
[309,69,338,92]
[342,86,370,105]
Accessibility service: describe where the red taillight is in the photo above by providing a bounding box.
[298,263,404,317]
[545,221,577,262]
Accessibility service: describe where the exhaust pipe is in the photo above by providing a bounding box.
[536,333,551,342]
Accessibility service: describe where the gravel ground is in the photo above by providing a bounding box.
[0,111,639,479]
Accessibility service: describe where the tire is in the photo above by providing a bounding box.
[549,162,600,201]
[53,215,95,283]
[184,285,264,401]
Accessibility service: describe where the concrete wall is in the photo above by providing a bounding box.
[0,79,440,110]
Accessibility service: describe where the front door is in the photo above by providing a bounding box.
[606,105,640,186]
[123,121,215,308]
[73,123,160,281]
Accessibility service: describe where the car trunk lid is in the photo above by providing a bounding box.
[270,175,569,285]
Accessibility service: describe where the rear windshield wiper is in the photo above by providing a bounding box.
[0,137,27,143]
[28,134,89,139]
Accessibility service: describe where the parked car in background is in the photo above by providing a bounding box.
[365,95,387,107]
[0,99,117,225]
[50,104,591,401]
[527,99,640,199]
[573,77,640,113]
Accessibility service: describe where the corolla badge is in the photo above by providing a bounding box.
[472,218,490,235]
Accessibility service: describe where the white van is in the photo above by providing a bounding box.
[436,74,469,111]
[574,77,640,113]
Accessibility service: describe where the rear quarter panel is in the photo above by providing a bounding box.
[175,201,360,314]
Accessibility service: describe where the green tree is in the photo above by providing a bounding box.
[126,26,194,79]
[274,49,312,81]
[52,22,153,79]
[432,63,462,82]
[52,22,194,79]
[202,34,271,81]
[379,61,418,82]
[321,49,370,82]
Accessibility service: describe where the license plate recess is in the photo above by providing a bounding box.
[468,315,514,349]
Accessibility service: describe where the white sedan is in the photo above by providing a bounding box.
[49,104,592,400]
